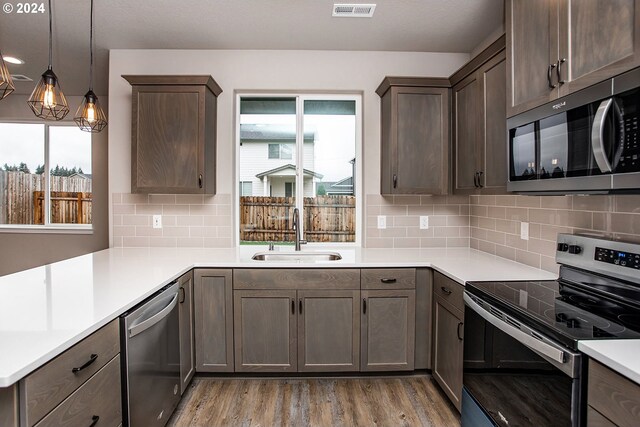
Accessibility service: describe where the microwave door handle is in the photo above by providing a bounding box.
[463,293,565,364]
[591,98,614,173]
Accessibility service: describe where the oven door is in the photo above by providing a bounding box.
[462,293,585,427]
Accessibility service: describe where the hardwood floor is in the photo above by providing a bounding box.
[168,375,460,427]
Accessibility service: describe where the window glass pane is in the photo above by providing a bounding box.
[239,97,297,244]
[0,123,45,225]
[303,100,356,243]
[49,127,92,224]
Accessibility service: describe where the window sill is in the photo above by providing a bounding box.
[0,225,93,235]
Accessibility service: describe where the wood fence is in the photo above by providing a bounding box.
[240,196,355,242]
[0,171,92,224]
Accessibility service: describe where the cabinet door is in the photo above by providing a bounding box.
[433,296,464,412]
[234,290,297,372]
[298,290,360,372]
[479,52,507,192]
[453,74,480,193]
[506,0,559,117]
[194,269,234,372]
[178,271,195,394]
[559,0,640,95]
[361,290,415,371]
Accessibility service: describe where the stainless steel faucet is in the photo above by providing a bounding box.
[292,208,307,251]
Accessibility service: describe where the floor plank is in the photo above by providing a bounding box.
[168,376,460,427]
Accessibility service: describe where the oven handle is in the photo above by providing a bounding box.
[463,293,566,364]
[591,98,614,173]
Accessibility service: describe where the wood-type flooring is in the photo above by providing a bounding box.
[168,375,460,427]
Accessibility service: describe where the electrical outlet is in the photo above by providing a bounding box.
[420,216,429,229]
[520,222,529,240]
[377,215,386,229]
[153,215,162,229]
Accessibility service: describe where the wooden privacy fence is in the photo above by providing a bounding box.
[0,171,92,224]
[240,196,355,242]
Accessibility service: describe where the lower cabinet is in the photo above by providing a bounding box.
[587,359,640,427]
[177,270,195,394]
[194,269,234,372]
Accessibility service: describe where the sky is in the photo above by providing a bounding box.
[0,123,92,173]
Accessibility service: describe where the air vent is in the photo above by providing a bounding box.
[11,74,32,82]
[332,3,376,17]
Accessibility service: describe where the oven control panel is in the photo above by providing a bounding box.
[595,247,640,270]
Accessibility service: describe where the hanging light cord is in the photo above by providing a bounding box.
[47,0,52,69]
[89,0,94,91]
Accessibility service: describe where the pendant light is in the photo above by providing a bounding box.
[0,50,15,100]
[27,0,69,120]
[74,0,107,132]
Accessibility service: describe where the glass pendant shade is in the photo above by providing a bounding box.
[74,90,107,132]
[0,51,15,100]
[27,68,70,120]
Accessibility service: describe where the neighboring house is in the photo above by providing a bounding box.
[68,173,93,180]
[239,124,322,197]
[317,158,355,195]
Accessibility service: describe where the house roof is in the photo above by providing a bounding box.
[256,164,323,179]
[69,173,93,179]
[240,124,315,142]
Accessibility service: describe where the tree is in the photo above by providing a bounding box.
[3,163,17,172]
[18,162,30,174]
[35,165,45,174]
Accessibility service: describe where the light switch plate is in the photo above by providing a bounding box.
[153,215,162,229]
[520,222,529,240]
[420,216,429,229]
[377,215,386,229]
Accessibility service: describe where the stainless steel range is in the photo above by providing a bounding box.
[461,234,640,427]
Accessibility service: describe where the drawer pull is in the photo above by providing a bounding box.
[72,354,98,373]
[89,415,100,427]
[440,286,452,295]
[380,278,397,284]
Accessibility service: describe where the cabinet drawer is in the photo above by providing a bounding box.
[588,359,640,427]
[361,269,416,289]
[22,319,120,426]
[234,269,360,290]
[35,356,122,427]
[433,272,464,313]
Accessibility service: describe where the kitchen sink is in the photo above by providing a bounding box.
[252,251,342,261]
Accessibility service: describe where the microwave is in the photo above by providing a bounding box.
[507,67,640,194]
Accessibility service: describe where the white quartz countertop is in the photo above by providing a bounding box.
[578,340,640,385]
[0,245,557,387]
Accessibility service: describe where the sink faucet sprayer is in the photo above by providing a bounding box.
[292,208,307,251]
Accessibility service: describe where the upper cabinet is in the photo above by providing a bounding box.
[377,78,450,195]
[123,75,222,194]
[451,37,507,194]
[506,0,640,117]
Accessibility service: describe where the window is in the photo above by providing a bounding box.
[239,181,253,196]
[0,123,92,228]
[238,95,360,244]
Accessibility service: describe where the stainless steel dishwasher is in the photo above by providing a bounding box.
[121,281,181,427]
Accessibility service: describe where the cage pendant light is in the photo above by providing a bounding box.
[0,50,15,100]
[74,0,107,132]
[27,0,69,120]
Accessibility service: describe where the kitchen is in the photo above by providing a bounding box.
[0,1,639,426]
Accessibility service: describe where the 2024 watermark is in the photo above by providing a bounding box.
[3,2,46,14]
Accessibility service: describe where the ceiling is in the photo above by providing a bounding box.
[0,0,504,96]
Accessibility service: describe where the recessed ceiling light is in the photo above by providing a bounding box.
[3,56,25,65]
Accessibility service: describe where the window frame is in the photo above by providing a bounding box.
[0,121,93,234]
[234,92,362,246]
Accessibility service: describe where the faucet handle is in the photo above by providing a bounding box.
[268,242,275,251]
[299,240,308,245]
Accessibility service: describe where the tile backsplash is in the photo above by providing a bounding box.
[470,194,640,273]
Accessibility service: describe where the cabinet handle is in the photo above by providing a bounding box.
[299,299,303,314]
[363,298,367,314]
[291,299,295,314]
[89,415,100,427]
[473,172,478,188]
[72,354,98,373]
[547,63,557,89]
[380,278,397,284]
[440,286,452,295]
[198,174,203,189]
[557,58,566,85]
[478,171,484,188]
[179,287,185,304]
[457,322,464,341]
[393,174,397,189]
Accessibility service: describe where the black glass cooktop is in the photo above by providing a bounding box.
[466,274,640,351]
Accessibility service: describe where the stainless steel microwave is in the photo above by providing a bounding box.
[507,67,640,194]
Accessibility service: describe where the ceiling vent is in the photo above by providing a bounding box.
[332,3,376,17]
[11,74,33,82]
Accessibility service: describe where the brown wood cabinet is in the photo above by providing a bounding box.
[587,359,640,427]
[377,77,450,195]
[451,37,506,194]
[432,272,464,412]
[193,269,234,372]
[0,385,18,427]
[123,75,222,194]
[507,0,640,117]
[178,270,195,394]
